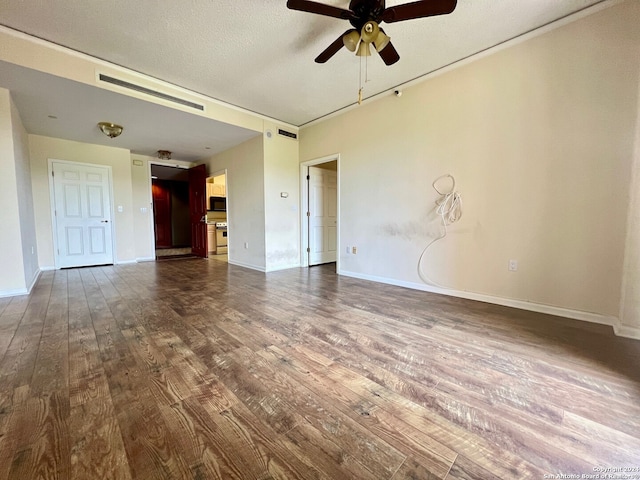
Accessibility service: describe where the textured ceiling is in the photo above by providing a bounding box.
[0,0,609,159]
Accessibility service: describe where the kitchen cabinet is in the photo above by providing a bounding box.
[206,182,226,198]
[207,224,216,254]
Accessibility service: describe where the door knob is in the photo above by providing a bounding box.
[101,220,109,223]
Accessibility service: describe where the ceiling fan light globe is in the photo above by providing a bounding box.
[343,30,360,52]
[373,30,391,52]
[356,41,371,57]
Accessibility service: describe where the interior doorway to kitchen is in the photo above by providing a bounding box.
[206,170,228,263]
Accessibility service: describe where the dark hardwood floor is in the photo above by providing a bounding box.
[0,259,638,479]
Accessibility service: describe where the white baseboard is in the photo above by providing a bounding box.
[0,269,43,298]
[136,257,155,263]
[0,287,28,298]
[614,323,640,340]
[40,266,56,271]
[26,269,41,294]
[228,259,266,272]
[266,263,300,272]
[337,269,625,335]
[115,259,138,265]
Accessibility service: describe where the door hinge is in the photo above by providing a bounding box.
[51,170,55,177]
[306,247,310,253]
[306,175,310,180]
[306,211,310,217]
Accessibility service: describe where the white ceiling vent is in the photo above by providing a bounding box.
[278,128,298,140]
[98,74,205,111]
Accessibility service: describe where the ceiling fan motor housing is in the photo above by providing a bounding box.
[349,0,386,29]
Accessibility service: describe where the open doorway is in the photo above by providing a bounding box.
[300,155,339,269]
[206,170,228,263]
[151,164,192,259]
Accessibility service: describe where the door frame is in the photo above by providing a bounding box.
[299,154,340,269]
[48,158,116,269]
[147,160,190,259]
[210,168,229,258]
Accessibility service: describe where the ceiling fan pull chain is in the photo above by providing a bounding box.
[358,55,363,105]
[365,54,369,83]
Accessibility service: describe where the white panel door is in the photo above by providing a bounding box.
[308,166,337,266]
[52,161,114,268]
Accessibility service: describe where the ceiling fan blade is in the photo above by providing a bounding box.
[382,0,457,23]
[377,40,400,66]
[314,30,353,63]
[287,0,354,20]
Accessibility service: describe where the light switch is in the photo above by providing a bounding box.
[117,205,123,213]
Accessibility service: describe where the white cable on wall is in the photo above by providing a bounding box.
[418,174,462,288]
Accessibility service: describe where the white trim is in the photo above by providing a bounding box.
[300,0,623,129]
[40,266,56,271]
[265,264,300,273]
[614,324,640,340]
[0,288,28,298]
[337,268,629,335]
[25,269,41,294]
[0,269,45,298]
[115,260,137,265]
[228,259,266,272]
[48,158,116,269]
[136,257,156,263]
[300,154,340,269]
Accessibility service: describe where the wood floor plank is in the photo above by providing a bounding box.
[6,390,70,480]
[69,397,132,479]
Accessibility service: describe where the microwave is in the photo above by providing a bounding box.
[209,196,226,212]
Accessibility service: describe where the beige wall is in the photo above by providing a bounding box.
[11,94,39,288]
[29,135,135,267]
[206,134,265,270]
[0,88,27,293]
[130,154,155,261]
[300,2,640,323]
[619,72,640,338]
[263,121,300,271]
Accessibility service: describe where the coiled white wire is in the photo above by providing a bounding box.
[418,174,462,288]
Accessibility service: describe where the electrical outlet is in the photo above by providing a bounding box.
[508,259,518,271]
[244,242,249,249]
[352,246,357,254]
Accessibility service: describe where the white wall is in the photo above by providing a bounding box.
[10,94,39,288]
[206,134,266,270]
[263,121,300,271]
[29,135,136,267]
[0,88,27,294]
[299,2,640,325]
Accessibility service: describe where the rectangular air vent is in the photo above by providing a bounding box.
[278,129,297,140]
[98,74,205,111]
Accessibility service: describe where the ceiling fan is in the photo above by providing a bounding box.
[287,0,458,66]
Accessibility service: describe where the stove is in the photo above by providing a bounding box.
[215,222,227,254]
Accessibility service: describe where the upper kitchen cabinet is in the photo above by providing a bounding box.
[206,173,226,198]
